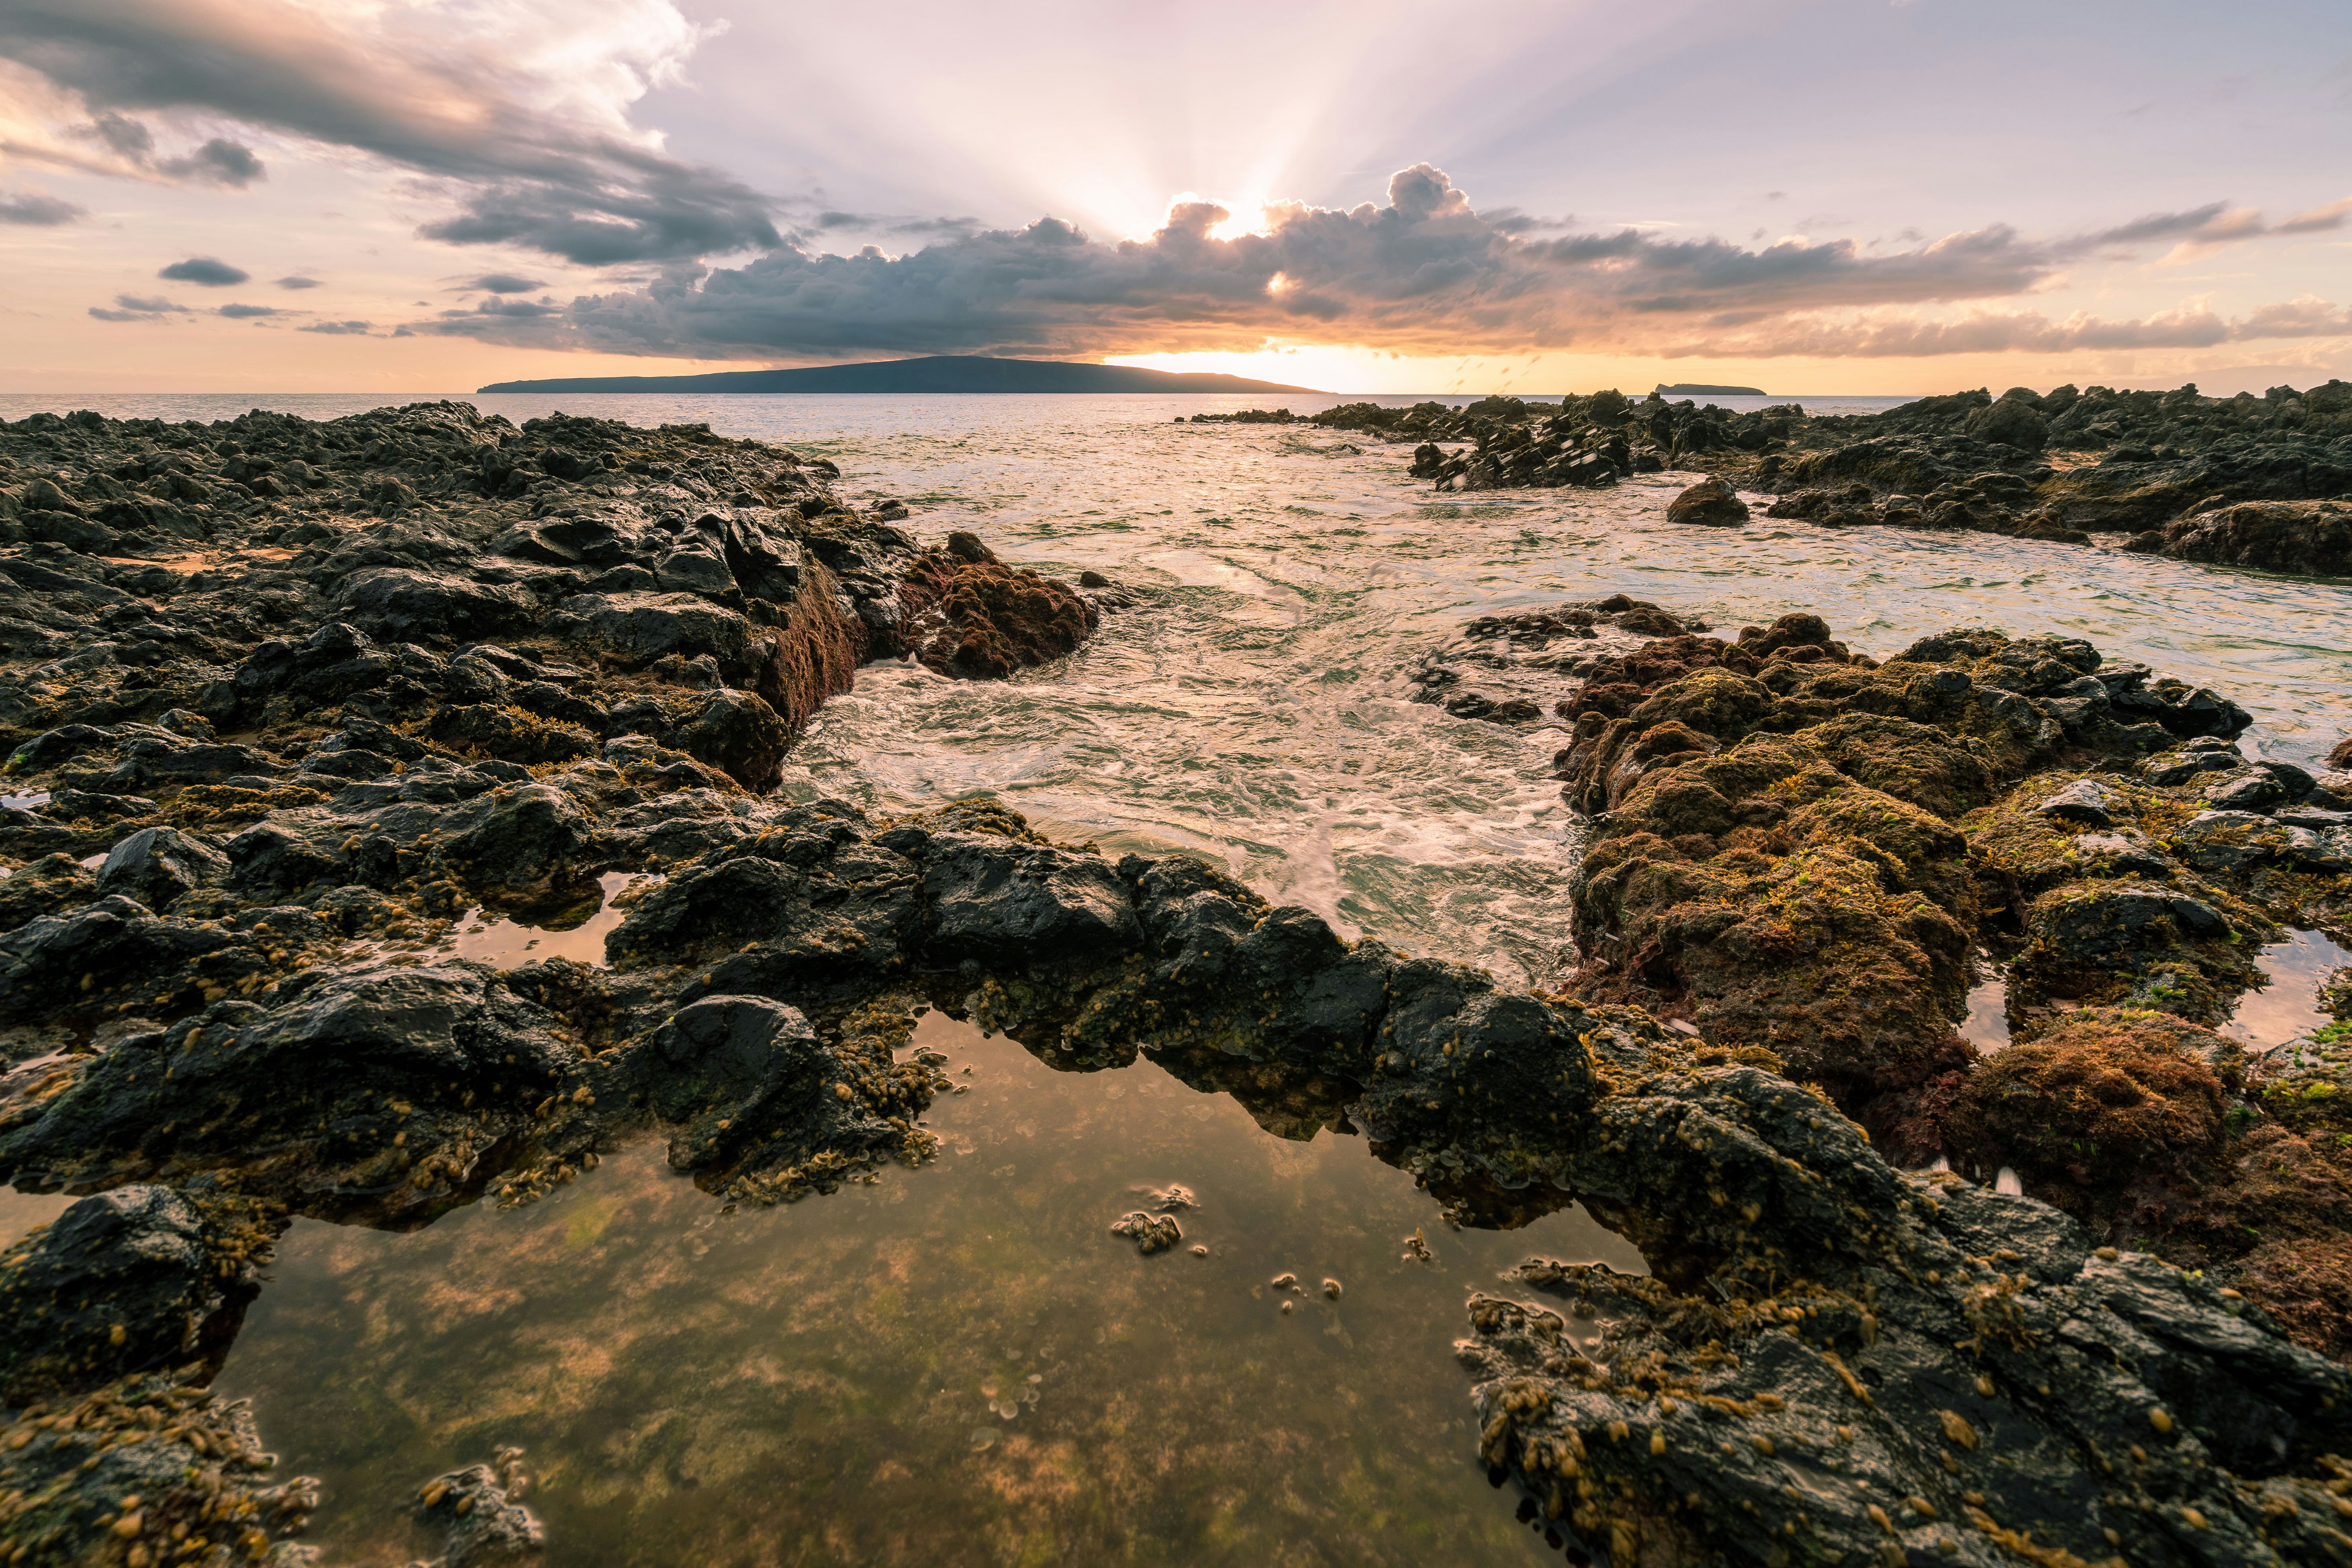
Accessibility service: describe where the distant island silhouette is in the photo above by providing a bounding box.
[477,355,1321,396]
[1655,382,1767,397]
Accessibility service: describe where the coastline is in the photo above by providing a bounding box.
[0,399,2346,1564]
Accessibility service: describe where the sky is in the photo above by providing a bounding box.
[1,0,2348,396]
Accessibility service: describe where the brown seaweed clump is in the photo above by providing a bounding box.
[1942,1007,2230,1197]
[893,531,1100,678]
[1555,615,2266,1144]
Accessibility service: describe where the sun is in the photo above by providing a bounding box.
[1206,199,1270,243]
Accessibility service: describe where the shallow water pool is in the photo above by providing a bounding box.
[211,1014,1641,1566]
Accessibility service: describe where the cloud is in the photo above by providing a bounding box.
[162,135,264,186]
[0,0,777,264]
[298,319,372,334]
[2278,196,2352,235]
[88,292,187,320]
[217,301,281,317]
[1649,297,2352,359]
[444,297,561,318]
[467,273,548,293]
[275,274,320,289]
[404,163,2352,365]
[59,109,262,186]
[0,188,82,223]
[2057,195,2352,262]
[159,256,248,285]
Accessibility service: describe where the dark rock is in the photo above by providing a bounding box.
[96,825,229,908]
[661,687,791,791]
[1664,476,1749,527]
[337,568,537,640]
[0,1186,270,1402]
[2161,498,2352,575]
[2035,777,2116,825]
[0,960,592,1223]
[1965,392,2050,450]
[921,831,1141,963]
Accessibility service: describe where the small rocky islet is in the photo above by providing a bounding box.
[0,398,2347,1565]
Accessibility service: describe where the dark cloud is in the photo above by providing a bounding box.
[0,0,777,264]
[72,112,262,186]
[809,211,981,239]
[298,320,372,334]
[217,301,280,317]
[275,275,320,289]
[85,109,153,158]
[443,297,560,318]
[159,255,248,285]
[162,137,265,186]
[407,166,2061,359]
[88,292,186,320]
[410,163,2352,364]
[0,189,84,224]
[466,273,548,294]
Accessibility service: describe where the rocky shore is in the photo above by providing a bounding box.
[2,405,2349,1566]
[1194,378,2352,574]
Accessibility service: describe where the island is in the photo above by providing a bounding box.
[1654,382,1766,396]
[477,355,1320,396]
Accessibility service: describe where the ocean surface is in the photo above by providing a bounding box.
[6,388,2351,1565]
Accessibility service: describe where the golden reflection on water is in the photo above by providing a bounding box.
[212,1013,1641,1566]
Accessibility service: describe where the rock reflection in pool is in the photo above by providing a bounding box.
[442,870,660,970]
[2224,927,2352,1051]
[211,1011,1643,1566]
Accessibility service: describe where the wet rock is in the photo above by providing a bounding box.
[1942,1008,2229,1205]
[0,1372,322,1565]
[95,825,229,908]
[2034,777,2115,825]
[892,548,1100,678]
[920,831,1141,963]
[634,997,828,1171]
[429,703,600,765]
[2201,766,2290,813]
[337,567,537,640]
[660,686,791,792]
[1110,1211,1183,1254]
[2141,742,2242,785]
[0,853,97,931]
[0,960,594,1224]
[0,1186,273,1402]
[1464,1230,2351,1568]
[1664,476,1749,527]
[1964,391,2050,450]
[413,1449,544,1568]
[438,782,593,891]
[560,591,760,677]
[0,895,236,1024]
[2161,498,2352,575]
